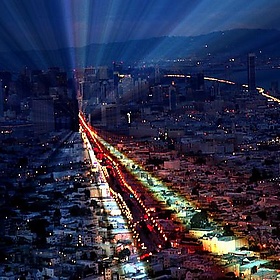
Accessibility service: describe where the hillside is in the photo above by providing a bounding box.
[0,28,279,71]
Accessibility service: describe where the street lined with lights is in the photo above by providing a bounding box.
[79,113,202,246]
[81,115,172,253]
[81,127,149,278]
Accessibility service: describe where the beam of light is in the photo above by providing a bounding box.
[59,0,77,70]
[0,0,84,70]
[167,1,268,37]
[111,1,204,64]
[132,0,280,66]
[0,1,53,69]
[59,0,136,67]
[63,0,110,68]
[57,0,216,67]
[85,0,165,66]
[1,0,280,70]
[59,0,97,69]
[137,1,213,63]
[93,0,116,66]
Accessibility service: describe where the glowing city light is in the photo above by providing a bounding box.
[80,113,197,228]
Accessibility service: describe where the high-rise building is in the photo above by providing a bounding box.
[134,77,148,102]
[0,80,3,119]
[0,71,12,93]
[48,67,67,88]
[190,72,204,91]
[32,97,55,135]
[188,72,208,101]
[97,66,109,80]
[54,97,79,131]
[155,65,161,84]
[84,67,97,82]
[169,82,177,111]
[271,81,279,96]
[152,85,163,105]
[101,103,120,128]
[210,81,221,100]
[247,53,256,91]
[113,62,123,86]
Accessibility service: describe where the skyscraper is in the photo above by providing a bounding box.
[155,65,160,84]
[113,62,123,86]
[247,53,256,91]
[0,80,3,119]
[101,103,120,128]
[32,97,55,135]
[169,81,177,111]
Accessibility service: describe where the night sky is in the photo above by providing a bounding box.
[0,0,279,52]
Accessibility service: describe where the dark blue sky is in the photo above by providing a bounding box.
[0,0,279,51]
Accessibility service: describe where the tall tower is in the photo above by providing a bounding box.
[155,65,160,84]
[247,53,256,91]
[32,97,55,135]
[0,80,3,119]
[169,81,177,111]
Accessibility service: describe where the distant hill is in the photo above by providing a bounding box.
[1,28,280,71]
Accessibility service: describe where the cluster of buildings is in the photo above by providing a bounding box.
[0,67,78,138]
[79,54,280,279]
[1,52,280,279]
[0,131,149,279]
[93,131,279,279]
[76,63,149,129]
[109,134,280,279]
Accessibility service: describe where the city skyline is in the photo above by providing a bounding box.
[1,2,280,279]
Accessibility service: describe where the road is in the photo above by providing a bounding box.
[107,162,166,254]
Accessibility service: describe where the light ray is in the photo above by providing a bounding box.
[0,0,280,70]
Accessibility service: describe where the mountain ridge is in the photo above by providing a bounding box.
[1,28,280,71]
